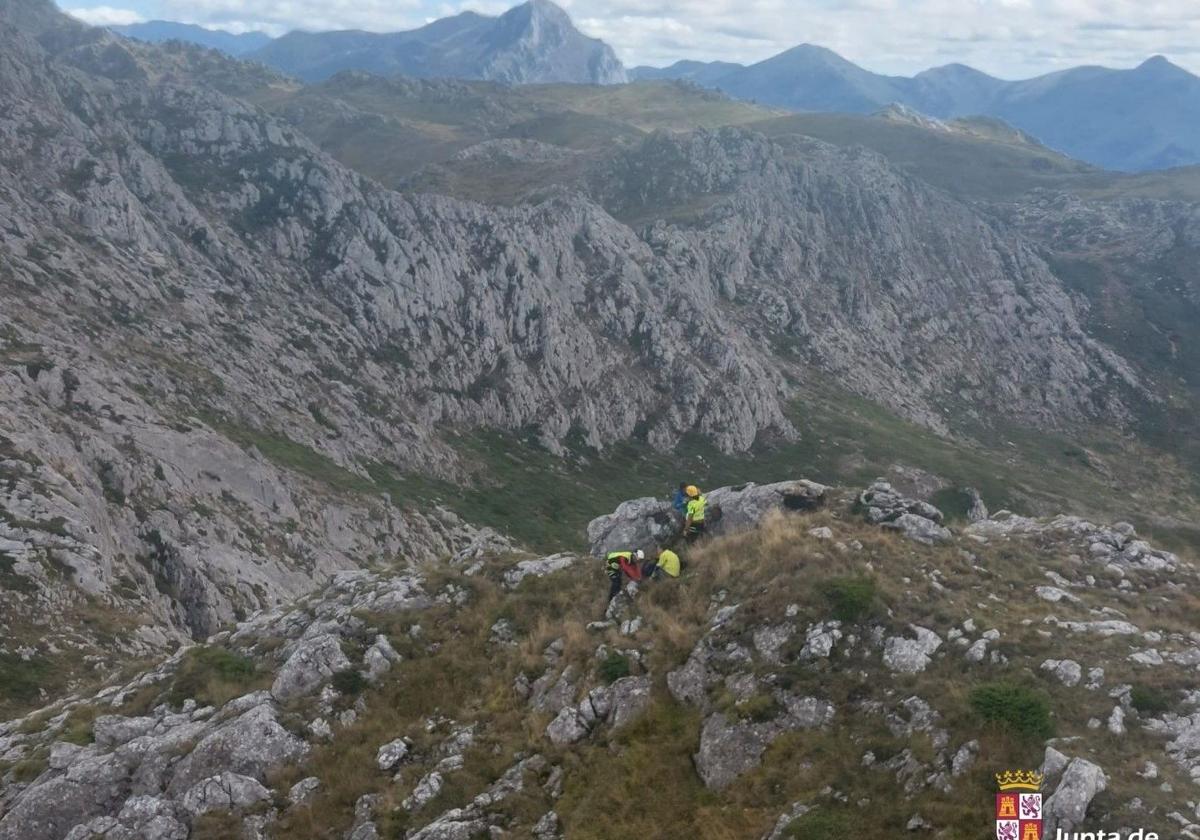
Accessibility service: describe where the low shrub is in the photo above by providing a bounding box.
[332,669,368,696]
[818,576,877,622]
[970,682,1054,740]
[598,653,631,684]
[167,646,260,707]
[786,807,853,839]
[1130,685,1171,716]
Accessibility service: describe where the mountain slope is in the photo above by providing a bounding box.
[1,484,1196,839]
[641,47,1200,171]
[248,0,627,85]
[111,21,272,56]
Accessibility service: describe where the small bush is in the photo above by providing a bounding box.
[970,682,1054,740]
[598,653,631,685]
[1130,685,1171,716]
[736,693,780,723]
[167,646,259,707]
[818,576,877,622]
[930,487,975,521]
[10,755,48,783]
[786,808,853,839]
[332,669,368,696]
[60,705,100,745]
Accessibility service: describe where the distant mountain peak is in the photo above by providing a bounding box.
[249,0,626,85]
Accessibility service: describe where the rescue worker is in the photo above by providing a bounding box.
[605,549,644,601]
[642,547,681,581]
[671,482,688,516]
[684,485,707,543]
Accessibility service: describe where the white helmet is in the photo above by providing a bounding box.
[634,549,645,561]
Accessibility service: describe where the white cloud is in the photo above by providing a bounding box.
[65,5,145,25]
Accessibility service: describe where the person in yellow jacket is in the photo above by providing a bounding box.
[641,548,681,581]
[605,549,643,602]
[684,485,708,543]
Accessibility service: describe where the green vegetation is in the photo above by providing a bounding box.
[817,576,877,623]
[0,652,50,706]
[166,646,264,708]
[203,414,375,495]
[332,669,368,697]
[1130,685,1172,716]
[597,653,631,684]
[969,682,1055,740]
[785,808,854,839]
[60,704,100,745]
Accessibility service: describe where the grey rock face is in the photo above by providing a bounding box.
[883,627,943,674]
[1041,659,1083,687]
[503,553,580,588]
[167,703,309,794]
[704,480,828,536]
[694,713,774,791]
[588,479,827,556]
[179,771,271,817]
[587,498,682,558]
[376,738,410,771]
[271,634,352,702]
[1042,758,1108,836]
[860,481,950,544]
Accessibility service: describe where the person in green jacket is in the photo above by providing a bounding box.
[605,549,644,601]
[684,485,708,543]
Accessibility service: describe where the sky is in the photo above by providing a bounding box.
[61,0,1200,79]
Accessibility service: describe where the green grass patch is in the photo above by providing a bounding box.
[818,576,877,623]
[784,807,854,840]
[202,414,375,495]
[0,652,51,706]
[166,646,265,708]
[970,682,1054,741]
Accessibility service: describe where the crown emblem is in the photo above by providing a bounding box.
[996,770,1044,792]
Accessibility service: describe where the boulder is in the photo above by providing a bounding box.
[704,480,828,536]
[607,676,653,730]
[272,634,352,701]
[587,498,681,558]
[545,707,590,746]
[586,480,827,556]
[376,738,410,771]
[363,635,400,683]
[166,703,309,795]
[92,715,157,750]
[883,513,952,545]
[180,772,271,817]
[883,627,943,674]
[288,777,321,806]
[694,713,773,791]
[1042,758,1107,836]
[503,553,580,588]
[1040,659,1083,687]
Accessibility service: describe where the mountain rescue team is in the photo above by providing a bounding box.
[604,481,706,603]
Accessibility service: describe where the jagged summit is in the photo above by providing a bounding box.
[246,0,627,84]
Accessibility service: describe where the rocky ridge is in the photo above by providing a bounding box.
[1,478,1198,838]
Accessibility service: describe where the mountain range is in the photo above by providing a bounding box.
[111,20,272,56]
[100,0,1200,172]
[633,47,1200,171]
